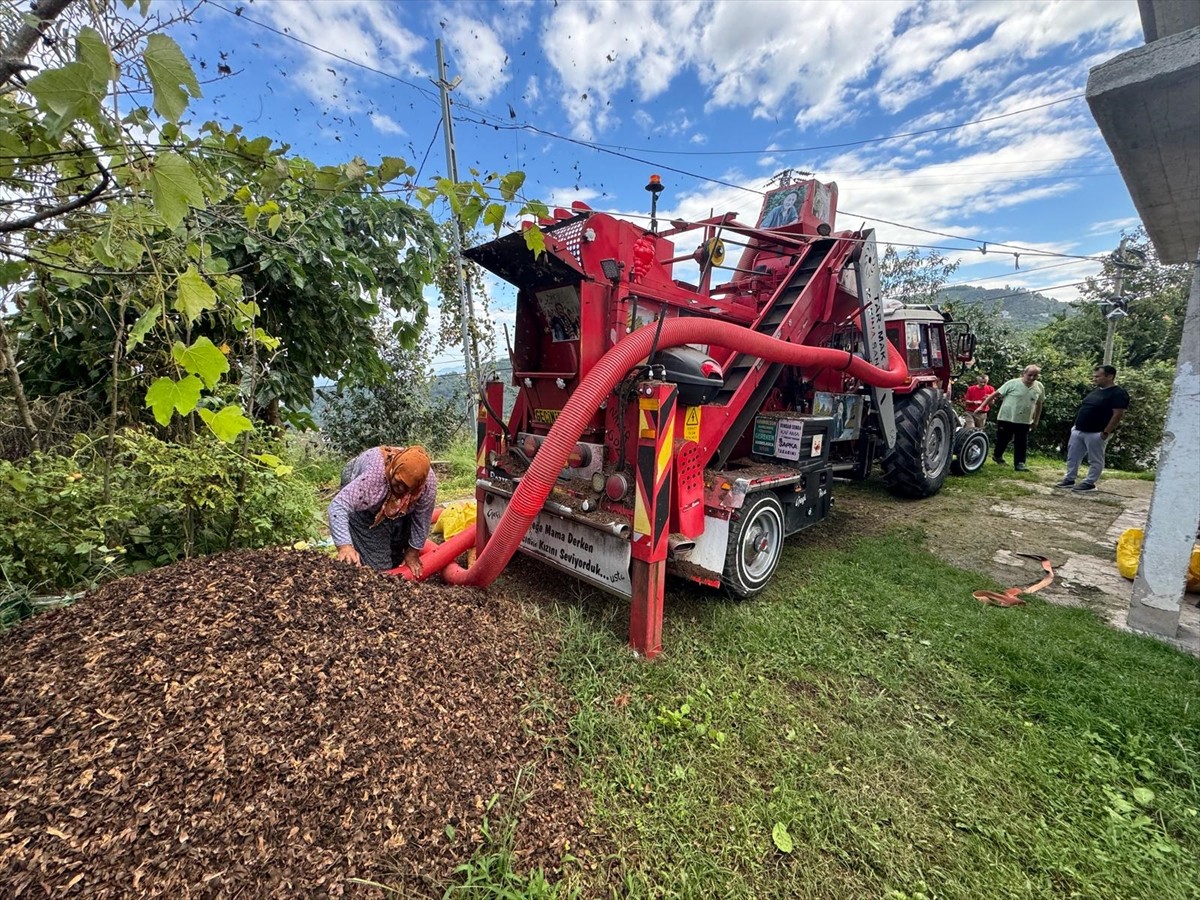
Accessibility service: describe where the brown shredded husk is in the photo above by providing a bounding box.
[0,549,596,897]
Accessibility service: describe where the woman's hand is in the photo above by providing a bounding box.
[336,544,361,566]
[404,547,423,579]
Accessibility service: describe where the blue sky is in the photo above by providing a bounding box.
[176,0,1146,371]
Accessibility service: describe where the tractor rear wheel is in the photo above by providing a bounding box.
[723,491,785,598]
[950,427,989,476]
[882,388,955,498]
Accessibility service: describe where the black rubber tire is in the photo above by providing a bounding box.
[722,491,785,599]
[882,388,955,498]
[950,427,990,476]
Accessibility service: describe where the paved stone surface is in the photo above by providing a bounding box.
[992,480,1199,656]
[839,471,1199,657]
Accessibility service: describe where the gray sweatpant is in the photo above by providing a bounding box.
[1065,427,1108,486]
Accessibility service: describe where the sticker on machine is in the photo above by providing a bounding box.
[483,496,632,597]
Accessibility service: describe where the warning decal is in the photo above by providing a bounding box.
[683,406,701,442]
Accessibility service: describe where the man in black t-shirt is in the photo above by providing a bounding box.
[1055,365,1130,492]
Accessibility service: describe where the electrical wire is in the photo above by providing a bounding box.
[26,5,1119,268]
[205,0,440,106]
[458,93,1088,158]
[413,118,442,184]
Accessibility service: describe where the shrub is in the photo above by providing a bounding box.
[1029,359,1172,470]
[0,431,323,605]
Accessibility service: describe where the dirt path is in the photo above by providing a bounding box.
[834,470,1200,655]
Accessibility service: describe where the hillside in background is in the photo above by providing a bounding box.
[937,285,1076,331]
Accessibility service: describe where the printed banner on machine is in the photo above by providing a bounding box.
[483,496,632,597]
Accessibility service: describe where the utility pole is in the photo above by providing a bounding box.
[1103,238,1128,366]
[434,39,477,435]
[1103,238,1145,366]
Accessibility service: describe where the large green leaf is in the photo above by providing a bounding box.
[172,337,229,389]
[523,226,546,258]
[499,170,525,201]
[76,27,117,86]
[378,156,410,184]
[771,822,794,854]
[25,62,103,134]
[149,153,205,228]
[0,261,29,287]
[174,265,217,324]
[125,304,159,351]
[143,34,201,124]
[483,203,505,231]
[144,375,202,426]
[199,406,253,443]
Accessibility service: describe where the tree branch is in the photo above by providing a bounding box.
[0,0,77,87]
[0,159,110,234]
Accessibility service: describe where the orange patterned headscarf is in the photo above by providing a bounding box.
[373,445,430,526]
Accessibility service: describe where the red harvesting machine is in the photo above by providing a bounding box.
[459,177,982,657]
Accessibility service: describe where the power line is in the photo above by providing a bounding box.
[205,0,440,106]
[460,93,1088,158]
[194,5,1112,264]
[940,257,1099,289]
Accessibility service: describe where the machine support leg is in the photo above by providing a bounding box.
[475,379,504,556]
[630,380,676,658]
[629,558,666,657]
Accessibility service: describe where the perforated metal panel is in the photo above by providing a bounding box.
[678,441,703,495]
[673,440,705,537]
[547,216,588,267]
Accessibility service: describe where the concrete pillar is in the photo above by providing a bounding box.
[1128,251,1200,638]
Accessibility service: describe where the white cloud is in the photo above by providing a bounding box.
[1088,216,1141,236]
[877,0,1141,113]
[696,1,912,124]
[441,14,514,103]
[536,0,1141,142]
[255,0,425,108]
[369,112,406,135]
[540,0,703,138]
[523,75,542,105]
[544,185,602,208]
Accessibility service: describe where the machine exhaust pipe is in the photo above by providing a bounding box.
[667,534,696,560]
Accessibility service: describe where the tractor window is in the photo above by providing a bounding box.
[905,322,923,369]
[929,325,944,367]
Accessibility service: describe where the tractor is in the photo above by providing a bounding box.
[440,176,981,657]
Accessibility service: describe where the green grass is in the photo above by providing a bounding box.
[437,436,480,501]
[540,528,1200,900]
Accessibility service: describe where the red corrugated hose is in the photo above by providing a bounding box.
[403,318,909,587]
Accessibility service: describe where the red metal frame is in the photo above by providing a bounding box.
[465,177,963,656]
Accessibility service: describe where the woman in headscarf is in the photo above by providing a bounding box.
[327,445,438,576]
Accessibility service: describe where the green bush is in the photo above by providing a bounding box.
[0,431,323,604]
[1029,356,1172,470]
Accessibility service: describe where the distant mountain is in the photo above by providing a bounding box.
[937,285,1076,331]
[430,359,520,414]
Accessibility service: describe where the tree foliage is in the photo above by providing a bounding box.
[318,324,461,458]
[1023,229,1190,467]
[880,246,960,306]
[1,2,544,450]
[0,1,549,610]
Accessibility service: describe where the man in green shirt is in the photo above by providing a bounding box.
[979,365,1044,471]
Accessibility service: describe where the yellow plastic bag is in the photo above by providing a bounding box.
[437,498,477,540]
[1116,527,1200,591]
[1116,528,1143,580]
